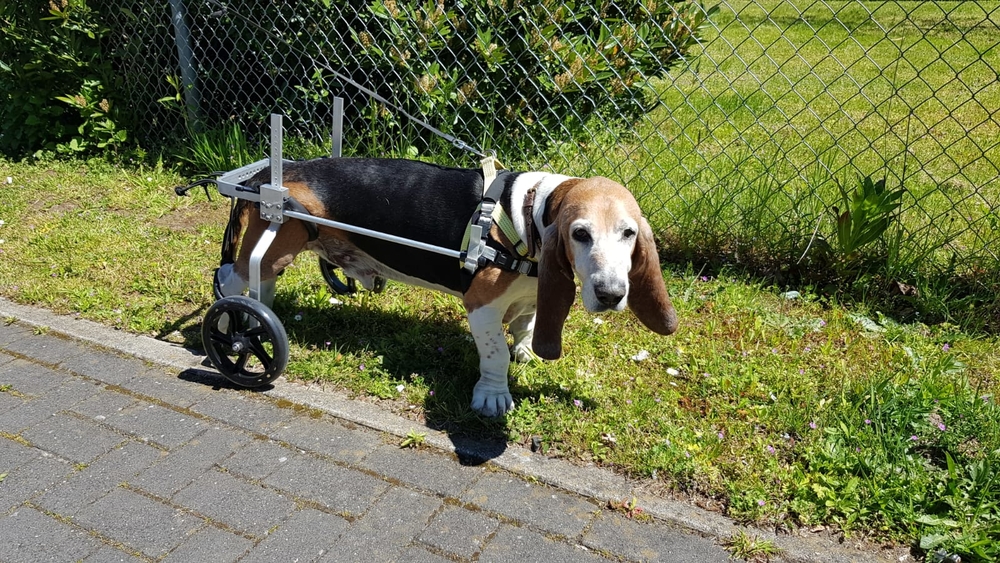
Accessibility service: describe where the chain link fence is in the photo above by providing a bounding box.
[104,0,1000,311]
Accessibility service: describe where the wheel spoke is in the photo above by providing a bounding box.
[208,328,233,347]
[234,351,250,373]
[244,326,269,339]
[248,338,273,368]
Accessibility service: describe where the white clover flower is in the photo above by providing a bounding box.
[630,349,650,362]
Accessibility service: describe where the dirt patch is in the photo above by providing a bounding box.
[154,201,229,232]
[47,202,79,214]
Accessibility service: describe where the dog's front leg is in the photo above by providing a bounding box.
[467,306,514,417]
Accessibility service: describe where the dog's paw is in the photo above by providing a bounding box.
[471,380,513,417]
[511,341,535,363]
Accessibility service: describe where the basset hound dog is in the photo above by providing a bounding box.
[214,158,678,417]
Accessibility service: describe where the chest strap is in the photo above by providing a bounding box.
[462,158,538,277]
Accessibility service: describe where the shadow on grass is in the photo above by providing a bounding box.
[164,289,594,464]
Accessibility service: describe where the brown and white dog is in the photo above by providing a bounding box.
[214,158,678,416]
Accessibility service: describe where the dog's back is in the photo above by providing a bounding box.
[246,158,487,292]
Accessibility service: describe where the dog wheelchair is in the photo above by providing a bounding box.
[176,109,501,389]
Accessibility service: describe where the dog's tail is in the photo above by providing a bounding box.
[220,198,252,267]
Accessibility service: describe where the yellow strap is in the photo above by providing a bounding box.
[492,204,532,260]
[481,155,500,188]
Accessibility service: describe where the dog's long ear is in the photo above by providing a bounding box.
[628,217,678,335]
[532,223,576,360]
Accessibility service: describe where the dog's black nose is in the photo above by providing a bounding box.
[594,285,626,307]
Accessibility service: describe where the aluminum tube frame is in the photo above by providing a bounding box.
[282,210,463,259]
[248,223,280,301]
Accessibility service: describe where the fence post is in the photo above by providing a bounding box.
[169,0,202,132]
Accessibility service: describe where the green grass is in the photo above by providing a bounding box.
[1,157,999,561]
[542,0,1000,330]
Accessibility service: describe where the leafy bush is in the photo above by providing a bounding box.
[148,0,715,158]
[0,1,127,156]
[351,0,717,154]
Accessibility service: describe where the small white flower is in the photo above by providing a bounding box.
[293,314,302,321]
[630,349,650,362]
[5,177,12,184]
[666,367,679,376]
[329,297,342,305]
[0,219,5,226]
[146,177,153,182]
[592,317,604,325]
[396,384,405,393]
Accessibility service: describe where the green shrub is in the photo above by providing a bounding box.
[351,0,717,155]
[0,1,127,156]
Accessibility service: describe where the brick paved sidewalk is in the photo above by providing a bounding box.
[0,320,740,562]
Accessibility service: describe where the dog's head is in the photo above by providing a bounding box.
[532,177,678,359]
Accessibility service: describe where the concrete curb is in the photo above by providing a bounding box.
[0,297,894,562]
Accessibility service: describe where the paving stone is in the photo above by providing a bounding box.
[119,368,214,408]
[395,547,453,563]
[0,507,102,562]
[477,524,604,563]
[0,453,72,513]
[71,390,141,421]
[0,322,33,347]
[160,525,253,563]
[239,508,349,563]
[73,488,202,559]
[358,444,482,497]
[132,426,251,498]
[172,469,297,537]
[58,348,150,386]
[21,412,126,463]
[81,545,146,563]
[189,391,295,433]
[95,402,207,449]
[0,377,103,433]
[418,504,498,559]
[3,333,89,366]
[268,417,381,464]
[0,350,13,365]
[0,359,70,396]
[264,454,389,516]
[326,488,441,563]
[0,389,25,415]
[0,436,42,471]
[461,471,598,538]
[220,438,300,481]
[582,511,733,562]
[36,441,161,517]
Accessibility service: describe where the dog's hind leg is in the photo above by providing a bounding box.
[231,216,311,309]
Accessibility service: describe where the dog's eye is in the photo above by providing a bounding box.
[623,228,637,240]
[572,228,592,243]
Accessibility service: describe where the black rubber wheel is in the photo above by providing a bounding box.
[202,296,289,388]
[318,258,357,295]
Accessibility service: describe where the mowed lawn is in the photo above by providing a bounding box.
[572,0,1000,293]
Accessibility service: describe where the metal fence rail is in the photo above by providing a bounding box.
[105,0,1000,298]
